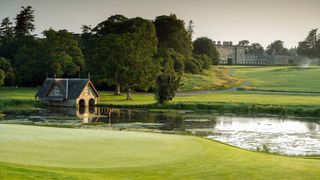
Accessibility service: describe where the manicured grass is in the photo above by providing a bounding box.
[179,66,242,91]
[99,91,320,106]
[0,124,319,179]
[0,88,39,110]
[231,66,320,92]
[0,88,36,100]
[2,88,320,116]
[174,91,320,106]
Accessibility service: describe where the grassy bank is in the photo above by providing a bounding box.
[231,66,320,92]
[0,88,39,111]
[2,88,320,116]
[0,124,319,179]
[98,91,320,116]
[179,66,242,91]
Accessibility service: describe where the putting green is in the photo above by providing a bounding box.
[0,124,202,168]
[0,124,320,179]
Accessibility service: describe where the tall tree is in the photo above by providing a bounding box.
[15,29,85,86]
[154,14,193,59]
[14,39,47,85]
[297,29,319,58]
[89,17,159,100]
[14,6,35,37]
[93,14,129,35]
[187,20,194,39]
[247,43,264,55]
[90,14,130,95]
[0,17,14,43]
[43,29,84,77]
[193,37,219,65]
[266,40,288,55]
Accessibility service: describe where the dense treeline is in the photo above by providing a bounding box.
[0,6,84,87]
[297,28,320,59]
[0,7,219,101]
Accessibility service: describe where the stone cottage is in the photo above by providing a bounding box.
[35,78,100,107]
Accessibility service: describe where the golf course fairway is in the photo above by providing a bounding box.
[0,124,320,179]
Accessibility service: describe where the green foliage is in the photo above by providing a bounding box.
[0,17,15,64]
[193,54,212,69]
[185,58,201,74]
[14,6,35,37]
[43,29,84,77]
[247,43,264,55]
[154,14,193,59]
[93,14,129,35]
[14,29,84,85]
[266,40,288,55]
[0,57,14,85]
[0,17,14,43]
[14,38,47,85]
[297,28,320,58]
[193,37,219,65]
[238,40,250,46]
[257,144,271,153]
[156,48,185,73]
[155,72,181,104]
[89,17,160,99]
[0,69,5,87]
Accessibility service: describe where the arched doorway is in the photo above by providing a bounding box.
[79,99,86,107]
[89,98,95,106]
[89,99,95,113]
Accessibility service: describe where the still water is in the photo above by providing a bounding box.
[1,107,320,155]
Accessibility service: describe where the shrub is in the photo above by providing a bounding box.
[155,73,181,104]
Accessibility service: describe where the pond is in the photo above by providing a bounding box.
[1,106,319,156]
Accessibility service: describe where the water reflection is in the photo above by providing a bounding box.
[38,107,218,132]
[1,106,320,155]
[207,117,320,155]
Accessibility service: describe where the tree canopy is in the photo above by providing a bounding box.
[247,43,264,55]
[88,16,159,99]
[193,37,219,65]
[0,17,14,43]
[0,57,14,85]
[266,40,288,55]
[154,14,193,59]
[297,29,320,58]
[238,40,250,46]
[14,6,35,37]
[0,6,221,94]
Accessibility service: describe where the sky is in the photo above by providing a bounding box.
[0,0,319,48]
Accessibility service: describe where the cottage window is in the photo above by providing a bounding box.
[53,88,60,96]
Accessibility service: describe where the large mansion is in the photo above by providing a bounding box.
[215,41,295,65]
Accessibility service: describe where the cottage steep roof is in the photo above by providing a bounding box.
[35,78,100,99]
